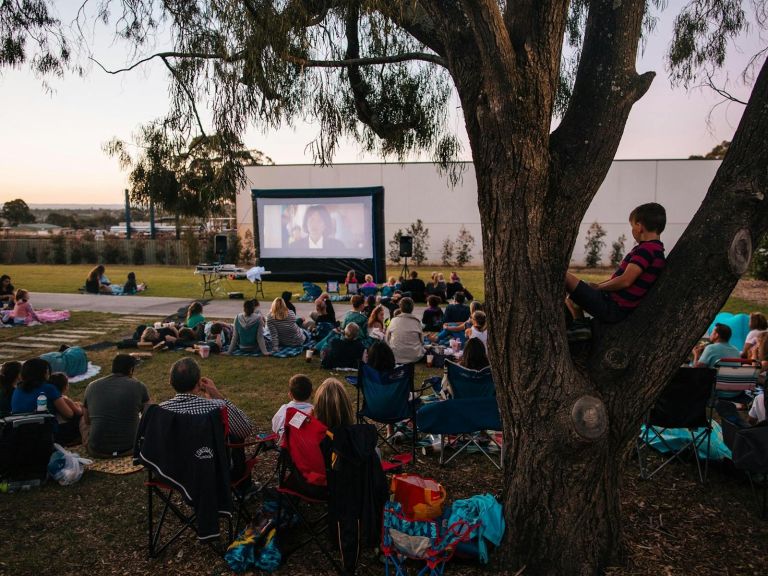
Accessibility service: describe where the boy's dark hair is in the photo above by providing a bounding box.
[210,322,224,335]
[281,291,293,303]
[409,270,418,279]
[178,327,197,340]
[630,203,666,233]
[244,299,258,315]
[112,354,138,376]
[427,295,441,308]
[170,357,201,392]
[454,291,466,304]
[351,294,365,309]
[399,297,414,314]
[289,374,313,402]
[714,323,732,342]
[49,372,69,393]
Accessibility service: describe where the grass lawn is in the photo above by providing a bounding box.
[4,264,768,319]
[1,313,768,574]
[0,264,486,302]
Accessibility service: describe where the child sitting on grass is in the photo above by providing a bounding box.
[465,310,488,348]
[49,372,83,445]
[565,202,666,327]
[272,374,314,440]
[9,289,40,325]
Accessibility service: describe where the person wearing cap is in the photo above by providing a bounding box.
[692,323,740,369]
[81,354,151,458]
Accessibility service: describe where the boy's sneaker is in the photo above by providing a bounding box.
[567,326,592,342]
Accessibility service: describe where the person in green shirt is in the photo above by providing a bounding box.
[185,301,206,329]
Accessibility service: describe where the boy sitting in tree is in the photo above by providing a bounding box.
[566,202,667,328]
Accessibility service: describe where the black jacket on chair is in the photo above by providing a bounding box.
[135,405,232,540]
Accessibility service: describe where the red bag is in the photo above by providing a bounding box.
[390,473,447,520]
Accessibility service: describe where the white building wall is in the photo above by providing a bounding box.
[237,160,721,265]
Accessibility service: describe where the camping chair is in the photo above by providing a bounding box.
[326,280,340,297]
[713,357,760,403]
[0,413,56,489]
[636,367,716,483]
[417,397,503,469]
[275,407,342,574]
[346,282,359,296]
[722,408,768,518]
[356,362,419,465]
[421,360,501,468]
[134,405,275,558]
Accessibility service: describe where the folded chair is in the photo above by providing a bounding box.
[275,407,342,574]
[636,367,717,483]
[356,363,419,464]
[134,405,275,558]
[713,357,760,403]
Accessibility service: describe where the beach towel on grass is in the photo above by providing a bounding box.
[34,309,71,323]
[230,345,309,358]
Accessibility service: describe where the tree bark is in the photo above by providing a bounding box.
[442,3,768,575]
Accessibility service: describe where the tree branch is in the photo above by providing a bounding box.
[696,72,748,105]
[284,51,447,68]
[591,56,768,437]
[89,51,244,74]
[548,0,651,225]
[159,56,207,138]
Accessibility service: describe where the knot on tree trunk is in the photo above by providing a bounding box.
[601,347,629,372]
[728,228,752,276]
[570,395,608,441]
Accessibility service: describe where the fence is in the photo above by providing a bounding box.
[0,237,198,266]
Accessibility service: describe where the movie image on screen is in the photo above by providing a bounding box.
[258,197,373,259]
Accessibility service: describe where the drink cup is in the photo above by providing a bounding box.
[426,354,434,367]
[305,349,314,363]
[198,344,210,359]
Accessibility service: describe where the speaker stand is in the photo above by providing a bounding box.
[400,257,410,280]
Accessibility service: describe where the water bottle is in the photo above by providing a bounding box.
[36,393,47,413]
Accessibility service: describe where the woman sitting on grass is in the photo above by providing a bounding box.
[85,265,113,295]
[367,305,387,341]
[361,274,378,290]
[185,302,206,339]
[123,272,146,295]
[11,358,74,423]
[267,297,310,351]
[465,310,488,348]
[422,295,444,332]
[380,277,398,298]
[49,372,83,446]
[0,275,15,309]
[228,299,270,355]
[0,361,22,417]
[742,312,768,359]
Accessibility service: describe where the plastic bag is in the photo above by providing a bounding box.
[47,444,93,486]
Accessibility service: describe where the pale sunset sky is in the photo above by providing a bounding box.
[0,3,763,206]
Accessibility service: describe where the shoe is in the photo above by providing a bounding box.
[567,327,592,342]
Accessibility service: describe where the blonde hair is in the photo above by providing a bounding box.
[365,274,373,283]
[314,378,354,430]
[387,276,396,285]
[437,273,445,282]
[270,297,289,320]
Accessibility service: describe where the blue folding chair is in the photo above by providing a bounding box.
[443,360,495,399]
[356,363,418,464]
[417,397,503,469]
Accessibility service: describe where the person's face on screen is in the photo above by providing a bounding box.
[307,210,326,241]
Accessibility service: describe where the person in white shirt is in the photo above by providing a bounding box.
[272,374,314,440]
[742,312,768,358]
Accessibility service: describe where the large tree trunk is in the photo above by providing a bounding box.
[469,51,768,576]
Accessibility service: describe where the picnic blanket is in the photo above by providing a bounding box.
[85,454,143,475]
[230,345,309,358]
[1,309,70,326]
[68,363,101,383]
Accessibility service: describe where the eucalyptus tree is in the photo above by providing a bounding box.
[80,0,768,573]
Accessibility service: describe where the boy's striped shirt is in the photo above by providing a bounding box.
[609,240,665,310]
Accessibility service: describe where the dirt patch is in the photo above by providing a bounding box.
[732,279,768,306]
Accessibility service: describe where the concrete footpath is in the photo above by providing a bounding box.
[31,292,355,319]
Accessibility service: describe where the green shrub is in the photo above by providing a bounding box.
[750,232,768,280]
[102,236,125,264]
[132,239,146,265]
[454,226,475,267]
[51,235,67,264]
[610,234,626,268]
[441,237,454,266]
[584,222,606,267]
[388,229,404,264]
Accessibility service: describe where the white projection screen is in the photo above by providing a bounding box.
[258,197,373,259]
[251,187,386,282]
